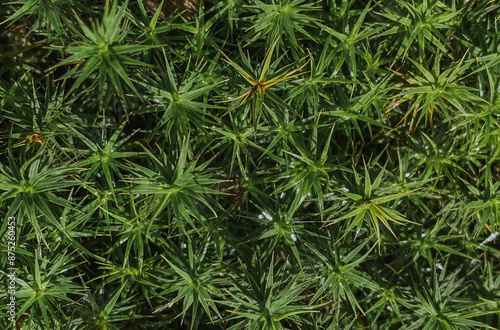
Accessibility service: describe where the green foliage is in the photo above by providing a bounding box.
[50,0,156,106]
[1,0,499,329]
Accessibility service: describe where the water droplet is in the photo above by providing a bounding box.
[262,212,272,221]
[480,232,500,246]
